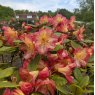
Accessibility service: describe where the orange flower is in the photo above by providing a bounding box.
[19,67,39,82]
[54,63,76,83]
[40,15,49,24]
[53,14,66,26]
[74,48,90,67]
[58,49,68,57]
[87,45,94,56]
[12,89,25,95]
[20,33,36,59]
[19,68,33,82]
[35,78,55,95]
[73,26,85,41]
[35,28,58,54]
[68,16,75,30]
[57,23,68,33]
[4,27,18,45]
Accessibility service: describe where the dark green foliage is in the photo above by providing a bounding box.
[28,54,41,71]
[0,5,14,21]
[55,9,73,19]
[74,0,94,22]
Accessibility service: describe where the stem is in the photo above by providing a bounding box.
[19,52,23,66]
[74,87,77,95]
[57,90,59,95]
[10,53,15,65]
[55,90,59,95]
[1,54,4,63]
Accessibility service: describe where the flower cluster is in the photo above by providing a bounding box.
[1,14,94,95]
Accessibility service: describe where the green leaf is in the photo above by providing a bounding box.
[12,70,20,83]
[88,85,94,88]
[28,55,41,71]
[0,46,17,54]
[83,39,94,43]
[51,74,72,94]
[83,89,94,94]
[74,68,83,81]
[54,32,62,37]
[31,93,43,95]
[0,81,19,88]
[64,39,70,43]
[79,76,89,88]
[71,41,82,49]
[70,84,83,95]
[56,85,72,95]
[53,45,63,51]
[0,40,3,47]
[87,63,94,68]
[13,40,23,45]
[84,85,94,94]
[88,55,94,62]
[0,68,2,72]
[0,63,11,69]
[0,67,15,79]
[51,74,67,85]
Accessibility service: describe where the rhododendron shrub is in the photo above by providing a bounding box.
[0,14,94,95]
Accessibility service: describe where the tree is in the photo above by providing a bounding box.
[15,10,29,14]
[74,0,94,22]
[55,9,74,19]
[0,5,14,21]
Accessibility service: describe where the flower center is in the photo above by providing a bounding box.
[75,49,86,60]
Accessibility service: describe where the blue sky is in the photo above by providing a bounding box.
[0,0,79,12]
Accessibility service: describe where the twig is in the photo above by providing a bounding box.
[1,54,4,63]
[10,53,15,65]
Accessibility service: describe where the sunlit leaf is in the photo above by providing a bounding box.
[0,81,19,88]
[0,67,15,79]
[79,76,89,88]
[51,74,67,85]
[0,46,17,54]
[13,40,23,45]
[56,85,72,95]
[53,45,63,51]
